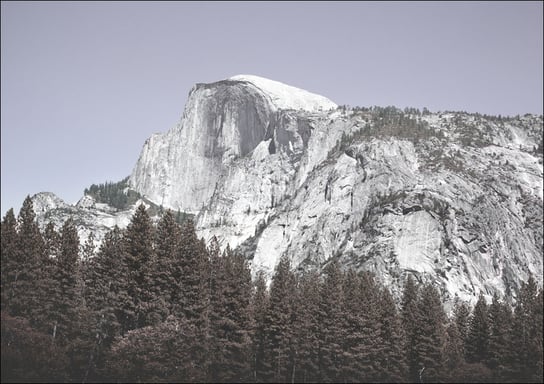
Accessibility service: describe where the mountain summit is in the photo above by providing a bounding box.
[129,75,336,213]
[228,74,337,112]
[30,75,543,306]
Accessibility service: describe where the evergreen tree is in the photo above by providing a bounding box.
[1,208,18,312]
[443,318,465,378]
[81,232,96,260]
[83,226,127,378]
[252,271,270,383]
[262,255,296,382]
[34,222,61,336]
[51,219,98,381]
[466,293,489,364]
[291,271,320,383]
[377,287,407,382]
[356,271,384,382]
[339,269,366,382]
[453,298,471,360]
[511,277,543,382]
[317,260,344,382]
[11,196,46,322]
[486,293,513,380]
[106,316,205,383]
[208,246,253,382]
[401,274,420,381]
[1,311,67,382]
[85,227,126,336]
[149,210,180,324]
[173,220,211,378]
[123,204,155,330]
[52,218,81,344]
[43,222,61,259]
[414,283,447,382]
[177,219,209,322]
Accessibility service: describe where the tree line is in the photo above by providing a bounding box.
[83,177,141,211]
[1,197,542,383]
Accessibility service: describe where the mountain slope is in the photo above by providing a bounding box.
[30,75,543,306]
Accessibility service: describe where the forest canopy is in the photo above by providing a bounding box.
[1,197,542,383]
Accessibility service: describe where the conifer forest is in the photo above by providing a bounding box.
[1,197,542,383]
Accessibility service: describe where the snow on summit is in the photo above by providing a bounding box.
[229,74,337,112]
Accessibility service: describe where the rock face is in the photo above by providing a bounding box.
[31,192,153,247]
[129,75,336,212]
[31,75,543,306]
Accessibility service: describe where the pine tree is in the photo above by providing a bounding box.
[262,255,296,383]
[106,316,205,382]
[413,283,447,382]
[81,232,96,260]
[291,271,320,383]
[486,293,513,380]
[7,196,44,325]
[401,274,420,381]
[177,219,208,322]
[339,269,366,382]
[83,226,127,378]
[1,310,67,382]
[173,220,211,378]
[34,222,62,336]
[1,208,18,312]
[443,317,465,378]
[252,271,269,383]
[85,226,125,335]
[123,204,155,330]
[357,271,386,382]
[52,218,81,344]
[466,293,489,364]
[13,197,47,326]
[511,276,543,382]
[43,222,61,259]
[316,260,344,382]
[377,287,407,382]
[208,246,253,382]
[149,210,180,324]
[452,298,471,360]
[50,218,97,381]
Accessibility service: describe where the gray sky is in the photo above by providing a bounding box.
[2,1,543,215]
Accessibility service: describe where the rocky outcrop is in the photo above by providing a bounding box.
[32,192,153,248]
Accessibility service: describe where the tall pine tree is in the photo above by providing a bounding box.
[263,255,296,383]
[11,196,46,323]
[123,204,155,330]
[377,286,407,382]
[339,269,367,382]
[149,210,180,324]
[466,293,489,364]
[292,271,321,383]
[316,260,345,382]
[208,246,253,382]
[453,297,471,360]
[83,226,127,379]
[52,218,81,344]
[511,276,543,382]
[1,208,18,312]
[486,293,513,380]
[401,274,420,381]
[252,271,270,383]
[413,283,447,382]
